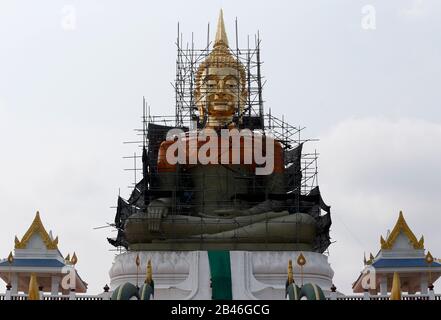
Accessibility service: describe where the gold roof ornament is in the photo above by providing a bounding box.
[365,253,375,265]
[65,254,71,262]
[287,259,294,285]
[7,251,14,264]
[390,272,402,300]
[381,211,424,250]
[71,252,78,265]
[145,259,153,285]
[14,236,20,247]
[297,253,306,267]
[15,211,59,250]
[28,273,40,300]
[425,251,434,265]
[135,253,140,267]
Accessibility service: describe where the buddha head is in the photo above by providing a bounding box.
[194,10,247,128]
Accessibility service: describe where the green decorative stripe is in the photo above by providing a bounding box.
[207,251,233,300]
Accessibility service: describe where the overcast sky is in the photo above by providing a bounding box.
[1,0,440,295]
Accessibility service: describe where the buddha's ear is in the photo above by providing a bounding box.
[240,88,248,104]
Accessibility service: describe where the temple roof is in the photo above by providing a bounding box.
[0,259,65,268]
[14,211,58,250]
[372,258,441,268]
[380,211,424,250]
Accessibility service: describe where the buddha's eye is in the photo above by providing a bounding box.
[206,81,217,89]
[226,80,238,89]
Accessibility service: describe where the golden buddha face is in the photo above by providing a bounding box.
[197,66,246,127]
[194,9,247,127]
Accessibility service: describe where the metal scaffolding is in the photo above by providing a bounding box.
[108,21,330,253]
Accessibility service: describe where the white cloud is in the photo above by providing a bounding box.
[319,117,441,293]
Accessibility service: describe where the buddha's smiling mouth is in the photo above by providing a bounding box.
[211,101,234,107]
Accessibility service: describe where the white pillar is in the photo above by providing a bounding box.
[51,276,61,295]
[363,289,370,300]
[428,288,435,300]
[11,273,18,295]
[380,276,387,296]
[420,274,428,295]
[69,289,76,300]
[329,284,337,300]
[102,284,111,300]
[5,285,12,300]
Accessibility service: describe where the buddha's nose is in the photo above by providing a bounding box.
[214,81,226,99]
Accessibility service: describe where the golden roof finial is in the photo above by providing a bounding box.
[297,253,306,266]
[425,251,434,264]
[390,272,402,300]
[214,9,228,48]
[287,259,294,284]
[14,236,20,247]
[135,253,140,267]
[145,259,153,284]
[7,251,14,264]
[71,252,78,265]
[65,253,71,262]
[28,273,40,300]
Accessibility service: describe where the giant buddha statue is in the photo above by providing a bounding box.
[110,11,331,252]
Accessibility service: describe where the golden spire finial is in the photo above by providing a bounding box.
[390,272,402,300]
[426,251,434,264]
[297,253,306,266]
[7,251,14,264]
[65,254,71,262]
[71,252,78,265]
[214,9,228,48]
[145,259,153,284]
[34,211,42,225]
[287,259,294,284]
[28,273,40,300]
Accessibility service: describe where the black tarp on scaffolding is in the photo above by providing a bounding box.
[109,125,332,253]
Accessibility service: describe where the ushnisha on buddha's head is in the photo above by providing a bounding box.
[194,10,247,128]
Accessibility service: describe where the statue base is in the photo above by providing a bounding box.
[109,251,334,300]
[129,242,313,251]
